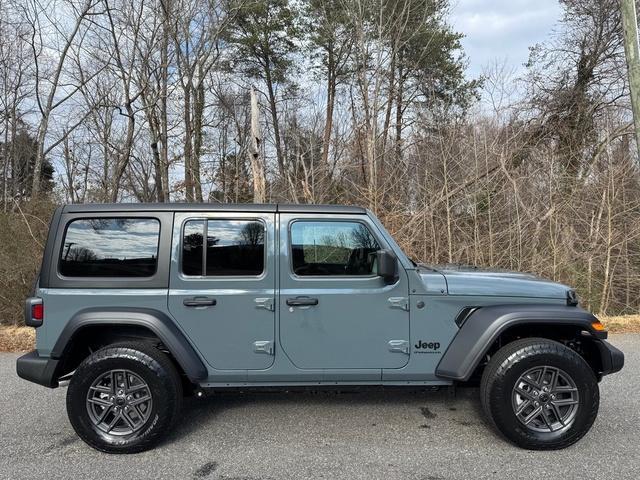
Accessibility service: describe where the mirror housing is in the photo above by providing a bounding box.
[376,250,398,284]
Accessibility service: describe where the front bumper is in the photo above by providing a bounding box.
[16,350,59,388]
[597,340,624,376]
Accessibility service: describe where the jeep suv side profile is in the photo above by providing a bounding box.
[17,203,624,453]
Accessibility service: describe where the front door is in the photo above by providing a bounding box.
[278,213,410,371]
[168,212,276,370]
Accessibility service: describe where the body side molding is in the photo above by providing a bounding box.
[435,304,605,382]
[51,307,208,382]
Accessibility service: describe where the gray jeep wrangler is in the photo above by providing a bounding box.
[17,203,623,453]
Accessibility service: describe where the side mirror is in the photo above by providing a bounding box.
[376,250,398,284]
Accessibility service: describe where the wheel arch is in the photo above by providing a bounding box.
[435,304,607,382]
[51,307,208,384]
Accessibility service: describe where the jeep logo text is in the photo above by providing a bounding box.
[414,341,440,350]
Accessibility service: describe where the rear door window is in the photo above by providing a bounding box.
[181,219,265,276]
[59,218,160,277]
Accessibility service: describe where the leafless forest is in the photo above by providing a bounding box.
[0,0,638,324]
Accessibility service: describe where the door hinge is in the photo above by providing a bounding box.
[254,297,275,312]
[388,296,409,311]
[388,340,410,354]
[253,340,274,355]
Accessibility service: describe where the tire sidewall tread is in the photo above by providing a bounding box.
[480,337,599,450]
[66,341,182,454]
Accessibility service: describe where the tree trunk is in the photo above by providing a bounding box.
[264,61,285,176]
[160,0,170,201]
[321,53,336,168]
[381,48,397,158]
[192,79,205,202]
[249,86,266,203]
[110,106,136,202]
[395,56,404,161]
[183,84,194,201]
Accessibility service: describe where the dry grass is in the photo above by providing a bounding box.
[599,315,640,334]
[0,326,35,352]
[0,315,639,353]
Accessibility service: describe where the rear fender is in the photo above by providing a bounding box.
[51,307,208,383]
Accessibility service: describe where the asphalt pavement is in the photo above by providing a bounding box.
[1,335,638,480]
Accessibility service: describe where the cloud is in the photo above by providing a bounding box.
[450,0,562,78]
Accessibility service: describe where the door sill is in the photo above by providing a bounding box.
[198,380,452,388]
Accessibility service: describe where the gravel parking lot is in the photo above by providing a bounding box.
[1,335,638,480]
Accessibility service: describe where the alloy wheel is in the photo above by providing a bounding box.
[511,365,580,433]
[85,369,153,437]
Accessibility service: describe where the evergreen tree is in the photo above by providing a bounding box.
[224,0,301,176]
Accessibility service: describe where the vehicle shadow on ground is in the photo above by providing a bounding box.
[164,386,491,445]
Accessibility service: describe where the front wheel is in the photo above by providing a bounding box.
[480,338,599,450]
[66,342,182,453]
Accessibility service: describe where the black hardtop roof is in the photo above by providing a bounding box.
[61,202,367,215]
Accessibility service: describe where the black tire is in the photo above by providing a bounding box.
[66,342,182,453]
[480,337,599,450]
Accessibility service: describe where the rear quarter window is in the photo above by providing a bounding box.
[59,218,160,277]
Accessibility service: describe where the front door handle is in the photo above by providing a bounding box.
[183,297,217,307]
[286,296,319,307]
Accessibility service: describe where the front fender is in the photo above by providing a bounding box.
[51,307,208,383]
[435,304,606,381]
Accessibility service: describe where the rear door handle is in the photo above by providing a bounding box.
[183,297,217,307]
[286,296,319,307]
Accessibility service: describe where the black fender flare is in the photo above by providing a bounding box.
[51,307,208,383]
[435,304,606,381]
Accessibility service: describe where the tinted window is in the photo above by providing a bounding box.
[290,221,380,276]
[182,220,205,276]
[60,218,160,277]
[181,219,265,276]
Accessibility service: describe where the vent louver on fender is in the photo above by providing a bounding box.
[454,307,480,327]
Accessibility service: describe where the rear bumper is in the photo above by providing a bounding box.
[16,350,59,388]
[597,340,624,376]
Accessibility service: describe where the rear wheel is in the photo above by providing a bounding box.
[67,342,182,453]
[480,338,599,450]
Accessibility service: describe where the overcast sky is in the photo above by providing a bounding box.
[450,0,563,79]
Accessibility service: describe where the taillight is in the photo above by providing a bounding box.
[25,297,43,327]
[32,303,44,321]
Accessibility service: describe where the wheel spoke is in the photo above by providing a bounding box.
[515,399,531,416]
[87,396,112,407]
[124,372,132,393]
[89,384,111,393]
[520,375,542,390]
[116,371,126,390]
[541,407,555,431]
[540,367,548,386]
[127,383,148,394]
[96,404,114,423]
[551,398,579,407]
[121,410,137,430]
[549,403,565,427]
[554,386,578,393]
[523,406,543,425]
[548,368,558,390]
[106,411,122,433]
[514,387,536,402]
[130,394,151,406]
[134,404,145,420]
[110,371,117,394]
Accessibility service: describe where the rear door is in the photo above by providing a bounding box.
[168,212,276,370]
[278,213,410,373]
